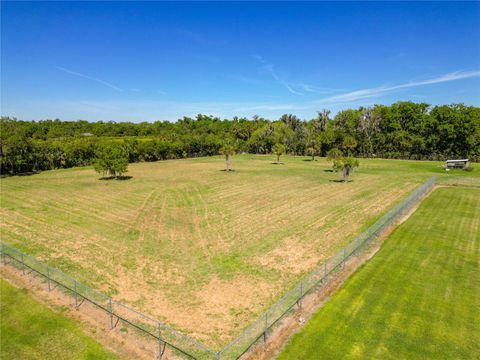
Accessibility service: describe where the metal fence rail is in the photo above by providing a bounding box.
[0,177,436,360]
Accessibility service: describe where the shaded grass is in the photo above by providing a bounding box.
[0,278,118,360]
[278,187,480,359]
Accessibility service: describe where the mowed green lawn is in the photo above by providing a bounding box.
[0,278,118,360]
[278,186,480,360]
[0,155,478,346]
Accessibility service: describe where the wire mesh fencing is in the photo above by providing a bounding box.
[0,242,218,360]
[1,176,436,360]
[436,176,480,188]
[218,176,436,359]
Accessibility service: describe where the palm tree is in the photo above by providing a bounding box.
[220,143,236,171]
[315,109,330,132]
[306,137,321,161]
[338,157,360,182]
[342,136,357,156]
[272,143,286,163]
[327,148,344,172]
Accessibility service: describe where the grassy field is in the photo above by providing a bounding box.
[278,186,480,359]
[0,155,478,347]
[0,278,118,360]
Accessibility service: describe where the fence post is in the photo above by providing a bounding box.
[109,298,114,329]
[299,282,303,309]
[47,266,51,291]
[157,322,163,360]
[263,312,268,348]
[74,280,78,307]
[21,253,25,275]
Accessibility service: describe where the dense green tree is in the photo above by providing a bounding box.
[1,102,479,176]
[94,143,129,178]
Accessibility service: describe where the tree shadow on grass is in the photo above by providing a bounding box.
[271,162,285,165]
[323,169,334,172]
[18,171,40,176]
[329,179,354,183]
[219,169,236,172]
[99,175,133,181]
[303,159,317,162]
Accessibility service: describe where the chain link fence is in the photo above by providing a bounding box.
[436,176,480,188]
[218,176,436,359]
[0,243,217,360]
[1,177,436,360]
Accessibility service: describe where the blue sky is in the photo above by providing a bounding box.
[1,1,479,122]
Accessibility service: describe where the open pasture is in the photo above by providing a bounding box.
[278,186,480,359]
[0,155,477,347]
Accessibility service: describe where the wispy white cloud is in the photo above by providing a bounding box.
[319,70,480,104]
[290,82,342,94]
[253,55,304,96]
[56,66,123,91]
[265,64,304,96]
[251,55,340,96]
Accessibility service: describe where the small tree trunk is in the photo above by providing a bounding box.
[277,154,280,163]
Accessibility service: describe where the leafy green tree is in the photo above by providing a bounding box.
[220,142,236,171]
[272,143,286,163]
[1,101,480,176]
[94,143,129,178]
[358,107,381,156]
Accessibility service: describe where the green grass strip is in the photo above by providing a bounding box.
[0,278,119,360]
[278,187,480,359]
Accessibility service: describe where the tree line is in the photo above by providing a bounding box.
[1,101,479,175]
